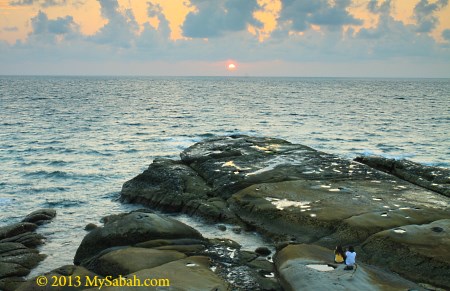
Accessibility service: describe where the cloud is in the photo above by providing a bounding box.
[88,0,139,48]
[3,26,19,32]
[9,0,34,6]
[182,0,259,38]
[443,29,450,41]
[29,10,80,43]
[279,0,362,32]
[9,0,67,7]
[414,0,448,33]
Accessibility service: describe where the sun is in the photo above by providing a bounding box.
[227,63,237,71]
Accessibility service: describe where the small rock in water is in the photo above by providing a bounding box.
[22,208,57,225]
[217,224,227,231]
[255,246,271,257]
[232,226,242,234]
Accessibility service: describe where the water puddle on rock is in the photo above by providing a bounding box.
[306,264,335,271]
[265,197,311,210]
[170,213,274,252]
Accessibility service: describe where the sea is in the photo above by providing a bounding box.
[1,76,449,275]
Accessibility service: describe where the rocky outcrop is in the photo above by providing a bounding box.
[0,209,56,291]
[120,135,450,288]
[359,219,450,288]
[66,210,280,290]
[274,244,424,291]
[15,265,100,291]
[74,210,203,266]
[355,156,450,197]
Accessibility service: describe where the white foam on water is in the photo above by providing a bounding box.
[329,188,340,192]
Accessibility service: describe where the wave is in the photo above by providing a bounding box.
[42,199,87,208]
[29,187,68,193]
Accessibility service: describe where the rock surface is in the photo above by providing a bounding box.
[74,210,203,266]
[355,155,450,197]
[359,219,450,288]
[120,135,450,288]
[0,209,56,291]
[16,265,100,291]
[274,244,424,291]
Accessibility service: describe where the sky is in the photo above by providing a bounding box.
[1,0,450,77]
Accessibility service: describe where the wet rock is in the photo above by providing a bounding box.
[84,223,97,231]
[22,208,56,225]
[16,265,100,291]
[0,210,56,290]
[0,223,38,240]
[85,256,229,291]
[255,246,271,257]
[0,232,45,247]
[87,247,186,277]
[0,242,46,270]
[120,158,212,212]
[217,224,227,231]
[134,238,206,248]
[74,211,203,265]
[232,226,242,234]
[0,276,25,291]
[355,156,450,197]
[359,219,450,289]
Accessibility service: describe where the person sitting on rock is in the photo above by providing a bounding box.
[344,246,356,270]
[334,245,346,264]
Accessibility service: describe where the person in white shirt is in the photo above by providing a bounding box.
[344,246,356,270]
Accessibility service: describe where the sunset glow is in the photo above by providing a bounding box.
[0,0,449,77]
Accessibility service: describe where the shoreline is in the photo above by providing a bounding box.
[2,135,449,290]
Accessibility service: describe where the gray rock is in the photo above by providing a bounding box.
[274,244,424,291]
[0,242,46,270]
[0,232,45,247]
[120,158,211,212]
[87,247,186,277]
[15,265,100,291]
[255,246,271,257]
[120,135,450,288]
[0,276,26,291]
[74,211,203,265]
[360,219,450,289]
[0,223,38,240]
[355,156,450,197]
[84,256,229,291]
[22,208,56,225]
[84,223,97,231]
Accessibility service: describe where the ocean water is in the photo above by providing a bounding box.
[1,76,449,274]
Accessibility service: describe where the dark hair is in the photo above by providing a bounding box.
[348,246,355,252]
[335,245,344,254]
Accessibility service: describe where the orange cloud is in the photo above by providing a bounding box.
[249,0,282,42]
